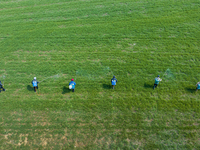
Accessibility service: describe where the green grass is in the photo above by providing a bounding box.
[0,0,200,149]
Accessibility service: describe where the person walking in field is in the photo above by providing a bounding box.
[0,81,6,92]
[32,77,39,92]
[69,79,76,92]
[196,82,200,91]
[111,76,117,89]
[153,75,162,90]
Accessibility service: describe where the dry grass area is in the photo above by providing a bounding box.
[0,110,199,149]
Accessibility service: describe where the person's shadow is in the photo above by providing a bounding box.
[62,86,71,94]
[185,87,196,93]
[103,84,111,89]
[144,83,153,89]
[27,85,33,91]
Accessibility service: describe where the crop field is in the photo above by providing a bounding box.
[0,0,200,149]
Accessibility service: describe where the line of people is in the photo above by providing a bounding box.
[31,75,200,93]
[31,76,118,93]
[0,75,199,93]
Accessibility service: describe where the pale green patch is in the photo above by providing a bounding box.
[162,68,175,81]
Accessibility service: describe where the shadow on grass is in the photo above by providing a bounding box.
[27,85,33,91]
[62,86,70,94]
[144,83,153,89]
[103,84,111,89]
[185,87,196,93]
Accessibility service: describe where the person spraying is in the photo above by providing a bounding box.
[153,75,162,89]
[32,77,39,92]
[196,82,200,91]
[69,79,76,92]
[0,81,6,92]
[111,76,118,89]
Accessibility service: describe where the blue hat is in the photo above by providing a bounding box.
[158,75,160,77]
[113,76,115,78]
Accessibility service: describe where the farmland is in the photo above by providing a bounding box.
[0,0,200,149]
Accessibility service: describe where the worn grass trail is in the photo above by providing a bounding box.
[0,0,200,149]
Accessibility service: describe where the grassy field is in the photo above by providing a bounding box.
[0,0,200,149]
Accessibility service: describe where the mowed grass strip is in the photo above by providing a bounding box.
[0,0,200,149]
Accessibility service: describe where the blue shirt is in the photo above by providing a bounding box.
[154,77,161,84]
[69,81,76,89]
[32,80,39,87]
[197,83,200,89]
[111,78,117,85]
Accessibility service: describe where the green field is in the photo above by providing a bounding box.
[0,0,200,149]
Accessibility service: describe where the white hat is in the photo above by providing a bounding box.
[34,77,36,80]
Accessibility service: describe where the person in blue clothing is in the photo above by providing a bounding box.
[0,81,5,92]
[196,82,200,91]
[111,76,117,89]
[69,79,76,92]
[32,77,39,92]
[153,75,162,89]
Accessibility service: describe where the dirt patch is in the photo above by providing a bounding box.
[31,121,51,127]
[75,137,86,148]
[4,133,12,139]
